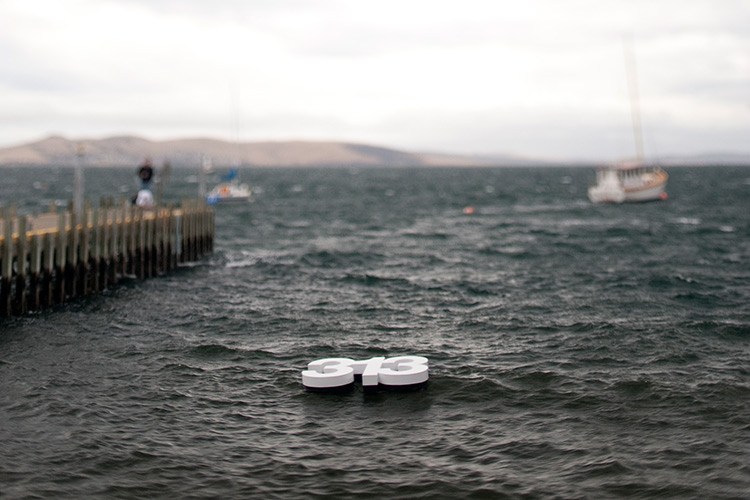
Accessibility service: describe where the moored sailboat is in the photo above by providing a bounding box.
[589,38,668,203]
[198,155,252,205]
[206,168,252,205]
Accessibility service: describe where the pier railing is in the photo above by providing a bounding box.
[0,198,214,317]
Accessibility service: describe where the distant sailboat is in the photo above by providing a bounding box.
[201,156,251,205]
[589,39,668,203]
[206,168,252,204]
[203,88,253,205]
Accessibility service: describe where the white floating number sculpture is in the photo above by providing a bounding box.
[302,356,429,393]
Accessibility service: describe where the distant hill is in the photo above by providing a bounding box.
[4,135,744,168]
[0,135,520,168]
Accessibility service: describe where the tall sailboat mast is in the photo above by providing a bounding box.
[624,37,645,164]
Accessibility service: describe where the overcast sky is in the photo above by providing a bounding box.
[1,0,748,161]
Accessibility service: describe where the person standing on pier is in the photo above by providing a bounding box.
[135,157,155,209]
[138,157,154,190]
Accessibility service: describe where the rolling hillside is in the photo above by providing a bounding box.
[0,136,506,168]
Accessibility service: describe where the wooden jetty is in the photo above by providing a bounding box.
[0,198,214,317]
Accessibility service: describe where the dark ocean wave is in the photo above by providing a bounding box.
[339,273,414,287]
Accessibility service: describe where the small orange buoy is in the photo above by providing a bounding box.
[462,206,475,215]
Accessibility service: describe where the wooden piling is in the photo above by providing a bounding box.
[78,204,90,296]
[29,232,42,311]
[42,232,54,309]
[54,211,66,305]
[1,207,12,317]
[13,217,28,316]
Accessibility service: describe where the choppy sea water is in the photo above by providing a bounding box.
[1,165,749,499]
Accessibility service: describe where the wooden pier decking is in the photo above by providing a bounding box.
[0,198,214,317]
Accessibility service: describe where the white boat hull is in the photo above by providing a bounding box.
[206,182,252,205]
[623,181,667,202]
[589,167,667,203]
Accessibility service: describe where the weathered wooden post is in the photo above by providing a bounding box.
[188,200,196,262]
[99,204,108,290]
[66,205,78,299]
[179,201,187,263]
[197,203,204,257]
[166,204,176,271]
[169,205,177,270]
[207,205,214,253]
[82,200,92,295]
[157,208,164,274]
[185,200,193,263]
[42,232,54,308]
[175,206,183,265]
[136,208,145,279]
[149,214,157,278]
[108,204,114,286]
[153,208,161,275]
[118,198,128,278]
[1,206,12,317]
[165,207,172,272]
[128,205,137,277]
[142,215,151,279]
[28,233,42,312]
[54,211,66,304]
[13,216,28,315]
[90,206,100,292]
[107,203,117,286]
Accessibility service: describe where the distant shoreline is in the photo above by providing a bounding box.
[1,135,748,168]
